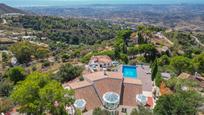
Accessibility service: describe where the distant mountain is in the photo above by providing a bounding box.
[24,4,204,32]
[0,3,26,15]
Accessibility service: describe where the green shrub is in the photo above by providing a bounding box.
[158,55,170,66]
[32,66,37,71]
[55,63,83,83]
[42,60,50,67]
[155,72,163,87]
[80,52,93,63]
[79,76,84,81]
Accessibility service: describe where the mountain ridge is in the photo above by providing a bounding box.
[0,3,26,15]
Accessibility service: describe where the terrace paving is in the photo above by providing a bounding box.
[123,78,142,85]
[137,65,153,92]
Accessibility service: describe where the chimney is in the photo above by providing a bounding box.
[103,68,107,75]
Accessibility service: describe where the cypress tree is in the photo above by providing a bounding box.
[151,58,158,81]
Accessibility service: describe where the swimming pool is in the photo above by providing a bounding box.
[122,65,137,79]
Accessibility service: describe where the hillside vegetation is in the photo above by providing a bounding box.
[8,16,121,45]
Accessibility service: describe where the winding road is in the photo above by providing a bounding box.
[191,35,204,47]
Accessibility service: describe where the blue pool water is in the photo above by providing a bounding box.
[122,65,137,79]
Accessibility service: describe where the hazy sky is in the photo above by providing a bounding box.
[1,0,204,7]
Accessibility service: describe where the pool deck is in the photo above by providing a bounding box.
[137,65,153,92]
[119,65,153,92]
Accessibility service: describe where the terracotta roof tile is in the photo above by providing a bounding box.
[90,55,112,63]
[72,84,102,110]
[147,97,154,108]
[107,72,123,80]
[178,73,191,79]
[94,78,123,101]
[122,80,143,106]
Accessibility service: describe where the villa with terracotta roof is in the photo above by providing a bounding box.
[66,64,154,113]
[88,55,114,71]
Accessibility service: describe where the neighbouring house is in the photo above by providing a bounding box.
[88,55,113,71]
[178,72,204,90]
[178,72,191,79]
[22,36,37,40]
[152,32,173,48]
[161,72,171,80]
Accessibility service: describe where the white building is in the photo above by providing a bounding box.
[89,55,113,70]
